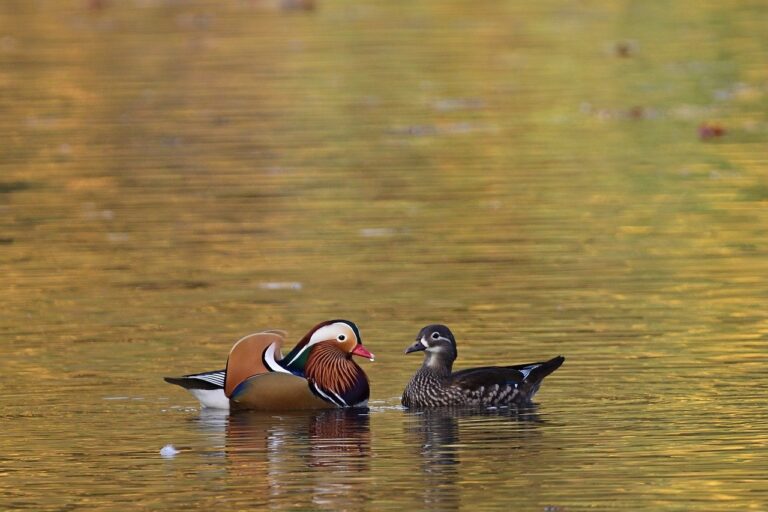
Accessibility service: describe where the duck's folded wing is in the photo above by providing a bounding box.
[451,366,526,389]
[164,369,225,390]
[505,356,565,385]
[452,356,565,396]
[229,372,334,411]
[224,331,287,397]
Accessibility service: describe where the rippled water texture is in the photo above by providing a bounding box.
[2,1,767,510]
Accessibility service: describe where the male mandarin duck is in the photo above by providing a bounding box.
[401,324,564,408]
[164,320,374,411]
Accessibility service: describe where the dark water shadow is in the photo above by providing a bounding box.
[403,406,543,511]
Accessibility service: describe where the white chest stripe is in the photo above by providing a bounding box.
[330,390,348,407]
[264,343,290,373]
[311,383,345,407]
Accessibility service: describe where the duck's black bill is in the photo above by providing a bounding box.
[404,340,426,354]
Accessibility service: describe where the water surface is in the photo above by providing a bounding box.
[1,1,767,510]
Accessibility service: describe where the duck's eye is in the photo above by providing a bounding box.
[337,334,346,342]
[431,332,440,340]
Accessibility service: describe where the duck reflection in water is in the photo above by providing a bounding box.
[404,406,542,511]
[222,408,371,508]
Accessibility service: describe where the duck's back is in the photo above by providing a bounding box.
[224,331,286,396]
[402,356,565,408]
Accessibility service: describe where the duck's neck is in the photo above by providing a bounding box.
[420,351,454,378]
[280,349,305,373]
[304,342,363,394]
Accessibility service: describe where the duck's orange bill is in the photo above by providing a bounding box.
[351,344,375,361]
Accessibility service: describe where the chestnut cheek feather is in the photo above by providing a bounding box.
[305,342,365,395]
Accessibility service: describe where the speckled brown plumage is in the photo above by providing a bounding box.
[402,324,564,408]
[402,367,523,408]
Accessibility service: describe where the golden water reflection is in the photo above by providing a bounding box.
[1,0,767,510]
[222,409,371,509]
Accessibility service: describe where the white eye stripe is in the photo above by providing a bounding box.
[309,325,334,344]
[421,335,451,346]
[286,322,355,366]
[309,323,353,345]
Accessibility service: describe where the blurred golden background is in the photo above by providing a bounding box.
[1,1,766,510]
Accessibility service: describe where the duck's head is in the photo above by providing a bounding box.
[405,324,458,365]
[284,320,375,369]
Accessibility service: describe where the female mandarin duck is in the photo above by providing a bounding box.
[164,320,374,411]
[401,324,564,408]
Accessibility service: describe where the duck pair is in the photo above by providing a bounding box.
[164,320,564,411]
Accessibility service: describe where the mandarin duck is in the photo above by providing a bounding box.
[401,324,564,408]
[164,320,374,411]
